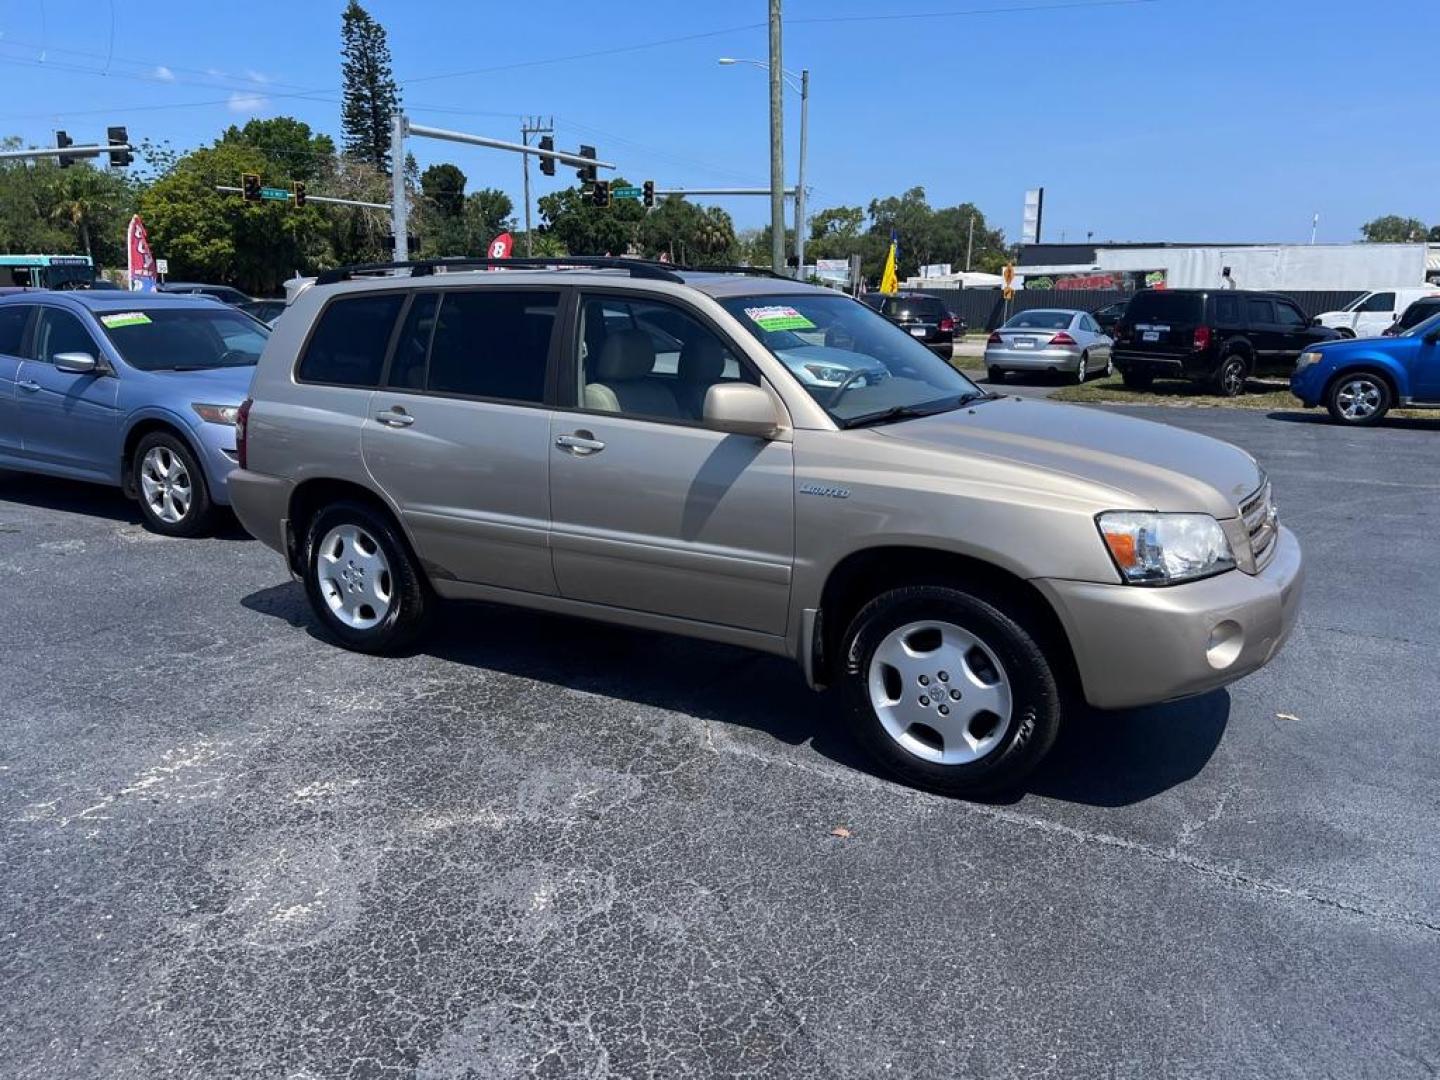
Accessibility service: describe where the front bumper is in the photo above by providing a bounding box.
[985,345,1082,371]
[1033,526,1304,710]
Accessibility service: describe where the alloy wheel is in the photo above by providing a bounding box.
[866,620,1013,765]
[139,446,193,524]
[1335,376,1383,420]
[316,524,394,630]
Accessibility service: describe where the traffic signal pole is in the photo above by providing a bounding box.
[0,143,133,162]
[215,186,391,210]
[388,110,615,261]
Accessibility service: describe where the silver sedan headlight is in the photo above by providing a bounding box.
[1097,511,1236,585]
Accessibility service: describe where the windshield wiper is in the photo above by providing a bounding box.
[841,391,991,429]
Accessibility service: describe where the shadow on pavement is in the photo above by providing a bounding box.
[0,469,250,539]
[243,581,1229,807]
[1266,410,1440,431]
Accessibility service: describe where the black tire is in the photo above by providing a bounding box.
[838,585,1063,798]
[132,430,215,537]
[1074,351,1090,384]
[1326,371,1391,426]
[987,366,1006,384]
[1336,327,1356,339]
[302,499,431,654]
[1120,368,1153,390]
[1213,353,1248,397]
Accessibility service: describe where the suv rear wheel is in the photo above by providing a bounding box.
[839,585,1062,797]
[1214,354,1248,398]
[1327,372,1391,426]
[302,500,431,653]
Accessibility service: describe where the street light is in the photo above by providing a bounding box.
[719,57,810,280]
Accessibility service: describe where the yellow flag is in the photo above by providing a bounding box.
[879,238,899,294]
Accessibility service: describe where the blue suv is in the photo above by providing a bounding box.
[0,292,269,534]
[1290,311,1440,426]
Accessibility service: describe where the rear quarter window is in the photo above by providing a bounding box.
[297,293,405,387]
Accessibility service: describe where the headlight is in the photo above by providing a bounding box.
[1097,511,1235,585]
[803,363,851,382]
[192,402,240,425]
[1296,351,1323,369]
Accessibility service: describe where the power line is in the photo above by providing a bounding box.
[789,0,1159,24]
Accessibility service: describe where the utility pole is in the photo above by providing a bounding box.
[795,68,809,281]
[965,214,976,272]
[391,111,409,261]
[768,0,785,274]
[520,116,554,257]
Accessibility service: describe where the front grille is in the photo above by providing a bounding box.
[1241,479,1277,566]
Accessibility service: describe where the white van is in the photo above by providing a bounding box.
[1316,288,1440,338]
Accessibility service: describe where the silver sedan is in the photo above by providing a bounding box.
[985,308,1113,383]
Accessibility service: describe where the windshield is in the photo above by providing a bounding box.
[1397,301,1440,332]
[719,293,981,425]
[98,307,270,371]
[1002,310,1074,331]
[880,296,943,318]
[1401,310,1440,338]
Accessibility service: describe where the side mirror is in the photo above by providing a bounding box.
[1309,316,1322,327]
[52,351,101,375]
[703,383,781,439]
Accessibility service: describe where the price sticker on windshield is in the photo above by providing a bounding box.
[744,305,816,332]
[99,312,152,328]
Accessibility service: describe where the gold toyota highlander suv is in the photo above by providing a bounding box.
[229,258,1303,797]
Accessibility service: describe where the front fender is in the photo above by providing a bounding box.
[122,405,238,503]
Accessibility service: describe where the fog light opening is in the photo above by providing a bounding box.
[1206,620,1244,670]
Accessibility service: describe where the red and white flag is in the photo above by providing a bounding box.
[126,215,157,292]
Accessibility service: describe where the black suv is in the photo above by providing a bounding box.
[1384,296,1440,336]
[874,291,962,357]
[1112,289,1339,396]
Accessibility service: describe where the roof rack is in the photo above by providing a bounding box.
[673,263,792,280]
[315,255,684,286]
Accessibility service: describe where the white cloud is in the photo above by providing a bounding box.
[227,91,268,114]
[153,65,175,82]
[245,69,270,85]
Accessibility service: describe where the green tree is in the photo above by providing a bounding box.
[1360,215,1428,243]
[0,150,71,255]
[538,181,645,255]
[462,188,515,249]
[320,155,393,266]
[420,163,466,217]
[340,0,400,172]
[221,117,335,182]
[47,164,133,262]
[636,197,737,265]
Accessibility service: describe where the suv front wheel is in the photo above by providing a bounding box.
[302,500,431,654]
[839,585,1062,797]
[1327,372,1391,426]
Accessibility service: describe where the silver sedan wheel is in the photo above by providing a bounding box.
[867,620,1013,765]
[1075,353,1088,382]
[1335,376,1383,420]
[316,524,393,630]
[138,446,192,524]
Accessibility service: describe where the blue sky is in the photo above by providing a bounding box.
[2,0,1435,245]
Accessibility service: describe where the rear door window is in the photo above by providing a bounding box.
[297,293,405,387]
[1245,299,1275,326]
[384,293,439,390]
[425,289,557,403]
[0,305,33,356]
[1126,292,1202,324]
[1214,295,1241,324]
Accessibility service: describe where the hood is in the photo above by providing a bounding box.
[141,364,255,401]
[874,397,1261,518]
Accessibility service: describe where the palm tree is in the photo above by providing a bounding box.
[48,167,121,259]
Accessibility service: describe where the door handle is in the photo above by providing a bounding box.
[17,379,40,392]
[376,408,414,428]
[555,432,605,455]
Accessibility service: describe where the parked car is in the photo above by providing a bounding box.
[0,292,270,535]
[874,292,962,357]
[157,282,253,306]
[1090,300,1128,335]
[984,308,1112,384]
[1290,311,1440,425]
[228,257,1301,798]
[239,299,287,326]
[1112,288,1340,396]
[1315,288,1439,339]
[1383,296,1440,336]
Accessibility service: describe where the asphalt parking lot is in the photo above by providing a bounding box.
[3,404,1438,1079]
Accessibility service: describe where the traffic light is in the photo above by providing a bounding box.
[642,180,655,209]
[241,173,262,202]
[56,130,75,168]
[576,144,597,185]
[538,135,555,177]
[591,180,611,209]
[106,126,132,168]
[293,180,307,208]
